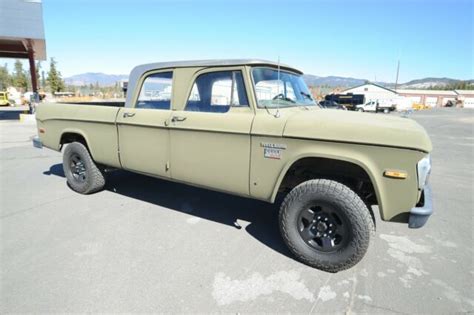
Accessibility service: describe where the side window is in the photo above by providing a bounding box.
[136,72,173,110]
[185,71,248,113]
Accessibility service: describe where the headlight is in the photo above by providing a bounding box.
[417,155,431,190]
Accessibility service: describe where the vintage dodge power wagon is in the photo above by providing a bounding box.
[33,60,433,272]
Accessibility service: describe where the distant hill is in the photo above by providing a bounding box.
[64,72,128,86]
[64,72,473,90]
[395,78,474,89]
[302,74,367,87]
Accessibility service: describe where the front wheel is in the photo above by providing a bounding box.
[63,142,105,194]
[279,179,374,272]
[357,108,364,112]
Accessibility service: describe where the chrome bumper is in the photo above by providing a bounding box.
[409,185,433,228]
[32,136,43,149]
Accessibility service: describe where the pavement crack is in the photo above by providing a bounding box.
[0,195,72,219]
[346,275,358,314]
[308,273,333,314]
[361,302,409,314]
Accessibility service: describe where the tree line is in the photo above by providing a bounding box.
[0,58,65,93]
[425,81,474,91]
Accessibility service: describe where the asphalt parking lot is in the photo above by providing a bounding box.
[1,108,473,313]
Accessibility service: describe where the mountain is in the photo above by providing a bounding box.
[64,72,473,90]
[64,72,128,86]
[396,78,474,89]
[302,74,367,87]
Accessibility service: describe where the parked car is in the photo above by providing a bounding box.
[356,100,396,113]
[0,91,10,106]
[319,100,347,110]
[33,59,433,272]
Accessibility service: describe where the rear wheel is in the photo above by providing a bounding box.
[63,142,105,194]
[279,179,374,272]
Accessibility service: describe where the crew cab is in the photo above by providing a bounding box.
[33,59,433,272]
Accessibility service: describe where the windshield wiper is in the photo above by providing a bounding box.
[273,93,296,104]
[300,91,313,100]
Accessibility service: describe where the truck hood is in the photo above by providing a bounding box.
[283,109,432,152]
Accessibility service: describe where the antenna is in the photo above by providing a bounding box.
[276,56,281,118]
[395,59,400,91]
[277,55,281,103]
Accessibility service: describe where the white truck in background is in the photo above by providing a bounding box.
[356,99,397,113]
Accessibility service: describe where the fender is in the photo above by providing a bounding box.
[270,152,383,214]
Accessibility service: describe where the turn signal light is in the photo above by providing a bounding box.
[384,170,407,179]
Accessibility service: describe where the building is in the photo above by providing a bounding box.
[0,0,47,94]
[339,83,474,109]
[455,90,474,108]
[395,89,458,107]
[341,83,409,109]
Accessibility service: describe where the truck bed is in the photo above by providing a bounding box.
[36,102,122,168]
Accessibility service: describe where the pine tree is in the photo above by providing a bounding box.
[35,61,41,89]
[0,63,12,90]
[47,58,65,93]
[41,70,46,89]
[13,60,28,91]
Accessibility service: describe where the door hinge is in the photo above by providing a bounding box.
[165,161,170,172]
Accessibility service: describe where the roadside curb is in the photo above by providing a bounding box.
[19,114,36,123]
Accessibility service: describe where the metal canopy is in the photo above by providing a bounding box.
[0,0,47,93]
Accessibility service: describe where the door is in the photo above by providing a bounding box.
[365,101,377,112]
[425,97,438,107]
[116,71,173,178]
[169,69,254,195]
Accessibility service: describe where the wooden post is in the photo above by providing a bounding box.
[27,41,38,93]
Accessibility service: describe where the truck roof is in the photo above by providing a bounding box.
[131,59,303,75]
[125,59,303,107]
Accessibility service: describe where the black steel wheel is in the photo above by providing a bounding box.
[279,179,374,272]
[63,142,105,194]
[297,202,351,253]
[70,153,87,183]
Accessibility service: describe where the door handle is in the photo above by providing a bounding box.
[123,112,136,118]
[171,116,187,122]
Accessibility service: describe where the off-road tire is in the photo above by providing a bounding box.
[63,142,105,194]
[279,179,374,272]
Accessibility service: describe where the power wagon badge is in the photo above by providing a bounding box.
[261,142,287,160]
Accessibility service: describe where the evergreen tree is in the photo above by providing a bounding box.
[47,58,65,93]
[0,63,12,90]
[13,60,28,91]
[35,61,41,89]
[41,70,46,89]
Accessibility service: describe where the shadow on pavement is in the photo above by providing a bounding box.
[43,163,294,261]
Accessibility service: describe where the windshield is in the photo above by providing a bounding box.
[252,67,316,108]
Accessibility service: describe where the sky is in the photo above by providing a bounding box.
[2,0,473,82]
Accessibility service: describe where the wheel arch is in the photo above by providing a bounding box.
[271,153,383,215]
[59,129,95,158]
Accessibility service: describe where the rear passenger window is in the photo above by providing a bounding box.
[185,71,248,113]
[136,72,173,110]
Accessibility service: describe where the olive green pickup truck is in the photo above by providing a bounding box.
[33,59,433,272]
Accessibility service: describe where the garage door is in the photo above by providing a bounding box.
[425,97,438,107]
[408,96,421,103]
[442,97,455,106]
[464,98,474,108]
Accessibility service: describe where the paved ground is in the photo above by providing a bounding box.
[1,108,473,313]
